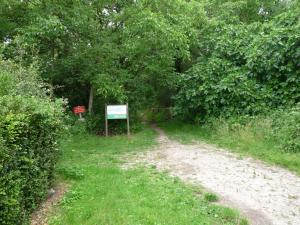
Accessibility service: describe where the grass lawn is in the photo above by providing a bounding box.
[49,126,247,225]
[159,121,300,176]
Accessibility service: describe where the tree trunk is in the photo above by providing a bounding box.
[88,86,94,114]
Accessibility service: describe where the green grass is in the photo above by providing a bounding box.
[159,121,300,175]
[49,126,247,225]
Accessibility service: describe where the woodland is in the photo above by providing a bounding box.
[0,0,299,224]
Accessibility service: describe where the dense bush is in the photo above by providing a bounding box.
[0,60,65,225]
[173,58,269,121]
[174,7,300,121]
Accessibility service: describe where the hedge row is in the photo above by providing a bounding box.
[0,60,65,225]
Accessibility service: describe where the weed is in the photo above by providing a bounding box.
[204,193,219,202]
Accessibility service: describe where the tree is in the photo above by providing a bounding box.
[2,0,205,115]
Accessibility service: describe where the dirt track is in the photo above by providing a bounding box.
[124,127,300,225]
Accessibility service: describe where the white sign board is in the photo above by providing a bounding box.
[105,104,130,136]
[106,105,127,119]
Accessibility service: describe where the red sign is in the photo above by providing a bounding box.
[73,106,86,114]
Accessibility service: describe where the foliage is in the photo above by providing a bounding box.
[270,105,300,153]
[1,0,298,130]
[1,0,205,116]
[173,58,267,121]
[0,59,45,97]
[203,0,295,23]
[174,5,300,121]
[0,60,65,225]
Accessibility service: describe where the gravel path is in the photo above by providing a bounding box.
[124,127,300,225]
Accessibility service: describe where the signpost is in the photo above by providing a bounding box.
[73,106,86,119]
[105,104,130,136]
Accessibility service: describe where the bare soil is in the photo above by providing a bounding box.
[30,183,68,225]
[123,127,300,225]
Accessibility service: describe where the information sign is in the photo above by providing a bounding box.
[105,104,130,136]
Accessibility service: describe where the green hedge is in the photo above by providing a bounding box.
[0,60,65,224]
[0,96,65,225]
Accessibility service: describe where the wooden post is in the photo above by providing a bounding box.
[88,86,94,114]
[127,103,130,136]
[105,104,108,137]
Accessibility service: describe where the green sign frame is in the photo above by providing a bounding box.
[107,114,127,119]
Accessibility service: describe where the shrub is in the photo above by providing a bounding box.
[0,96,65,225]
[0,60,65,225]
[0,59,46,97]
[174,7,300,122]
